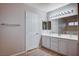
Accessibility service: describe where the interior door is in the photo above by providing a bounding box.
[26,11,40,51]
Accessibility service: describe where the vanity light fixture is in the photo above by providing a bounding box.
[67,10,71,14]
[61,12,64,15]
[50,9,74,19]
[64,11,68,14]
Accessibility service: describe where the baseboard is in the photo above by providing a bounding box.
[11,48,39,56]
[41,46,65,56]
[10,51,26,56]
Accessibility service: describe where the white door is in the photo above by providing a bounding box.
[26,11,41,51]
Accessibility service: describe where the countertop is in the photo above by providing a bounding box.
[42,33,78,40]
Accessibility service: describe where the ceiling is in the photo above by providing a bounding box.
[25,3,69,12]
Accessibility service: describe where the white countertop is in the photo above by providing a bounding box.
[42,33,78,40]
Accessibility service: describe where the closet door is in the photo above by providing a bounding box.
[26,11,40,51]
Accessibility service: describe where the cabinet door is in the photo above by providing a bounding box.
[67,40,78,56]
[50,37,59,52]
[52,19,58,33]
[59,39,68,55]
[42,36,50,49]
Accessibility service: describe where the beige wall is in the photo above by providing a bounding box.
[0,4,25,55]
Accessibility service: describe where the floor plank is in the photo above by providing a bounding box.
[27,48,61,56]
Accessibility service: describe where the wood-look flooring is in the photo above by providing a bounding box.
[18,48,61,56]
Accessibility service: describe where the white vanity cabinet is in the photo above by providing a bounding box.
[42,36,51,49]
[50,37,59,52]
[58,39,68,55]
[41,35,78,56]
[56,38,78,56]
[67,40,78,56]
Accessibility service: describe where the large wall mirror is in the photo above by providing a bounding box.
[42,21,47,30]
[42,21,51,30]
[62,15,78,35]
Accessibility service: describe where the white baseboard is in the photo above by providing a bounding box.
[10,51,26,56]
[11,48,39,56]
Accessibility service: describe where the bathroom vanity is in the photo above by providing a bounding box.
[42,33,78,56]
[42,3,78,56]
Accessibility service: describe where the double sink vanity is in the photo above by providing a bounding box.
[41,3,78,56]
[42,33,78,56]
[42,33,78,40]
